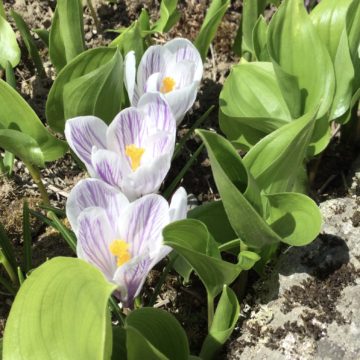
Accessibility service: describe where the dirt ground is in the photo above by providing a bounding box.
[0,0,359,356]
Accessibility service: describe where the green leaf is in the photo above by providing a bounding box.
[46,47,123,133]
[163,219,246,298]
[219,62,291,149]
[0,0,5,18]
[310,0,354,121]
[3,257,116,360]
[0,79,67,162]
[194,0,230,61]
[0,14,20,68]
[49,0,85,73]
[110,9,150,64]
[11,10,45,77]
[0,130,43,167]
[268,0,335,120]
[152,0,180,33]
[33,29,49,47]
[243,111,315,194]
[111,327,127,360]
[125,308,189,360]
[252,15,270,61]
[196,129,284,249]
[200,286,239,359]
[265,192,322,246]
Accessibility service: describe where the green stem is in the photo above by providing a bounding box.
[207,293,214,331]
[109,296,125,325]
[148,256,176,307]
[86,0,101,34]
[47,211,76,252]
[0,248,18,285]
[0,156,6,174]
[25,162,50,206]
[17,266,25,285]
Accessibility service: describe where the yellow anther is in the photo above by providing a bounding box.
[125,144,145,171]
[160,77,176,93]
[109,239,131,267]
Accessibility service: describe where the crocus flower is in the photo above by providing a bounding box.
[124,38,203,124]
[66,178,187,306]
[65,93,176,201]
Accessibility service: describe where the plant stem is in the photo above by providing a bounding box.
[25,162,50,206]
[86,0,101,34]
[207,293,214,331]
[109,296,125,325]
[0,248,18,285]
[148,256,176,307]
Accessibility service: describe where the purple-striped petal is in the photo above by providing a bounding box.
[144,72,161,92]
[64,116,107,174]
[91,149,127,189]
[77,207,118,281]
[163,60,196,89]
[66,178,129,232]
[137,92,176,134]
[107,107,147,155]
[169,187,188,222]
[164,38,203,82]
[165,82,198,125]
[124,51,136,105]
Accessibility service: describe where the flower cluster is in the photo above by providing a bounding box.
[65,38,203,306]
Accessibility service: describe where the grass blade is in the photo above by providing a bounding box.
[22,201,32,272]
[0,222,17,272]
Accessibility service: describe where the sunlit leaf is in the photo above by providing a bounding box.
[152,0,180,33]
[252,15,270,61]
[0,14,20,68]
[3,257,116,360]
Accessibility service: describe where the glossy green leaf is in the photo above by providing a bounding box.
[194,0,230,61]
[197,129,284,249]
[152,0,180,33]
[200,286,239,360]
[110,9,150,64]
[268,0,335,121]
[0,14,20,68]
[219,62,291,149]
[243,111,315,194]
[3,257,116,360]
[164,219,246,298]
[46,47,123,133]
[252,15,270,61]
[0,79,67,162]
[265,192,322,246]
[125,308,189,360]
[310,0,354,121]
[11,10,45,77]
[49,0,85,73]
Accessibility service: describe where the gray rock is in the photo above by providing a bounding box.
[227,196,360,360]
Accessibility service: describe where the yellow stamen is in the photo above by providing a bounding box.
[160,77,176,93]
[125,144,145,171]
[109,239,131,267]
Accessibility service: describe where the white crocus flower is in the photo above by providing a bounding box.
[124,38,203,125]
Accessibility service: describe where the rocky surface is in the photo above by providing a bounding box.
[227,193,360,360]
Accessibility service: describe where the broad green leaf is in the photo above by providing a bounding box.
[49,0,85,72]
[268,0,335,121]
[188,200,236,245]
[125,308,189,360]
[163,219,247,298]
[194,0,230,61]
[11,10,45,77]
[310,0,354,120]
[197,129,284,249]
[252,15,270,61]
[46,47,123,133]
[0,79,67,162]
[3,257,116,360]
[243,111,315,194]
[219,62,291,149]
[110,9,150,64]
[0,14,20,68]
[200,286,239,360]
[0,129,44,167]
[152,0,180,33]
[0,0,5,18]
[111,327,127,360]
[238,250,261,270]
[265,192,322,246]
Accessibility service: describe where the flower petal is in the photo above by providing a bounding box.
[124,51,136,105]
[91,149,127,189]
[137,92,176,133]
[66,178,129,232]
[144,72,161,92]
[164,60,196,89]
[169,187,188,222]
[165,82,198,125]
[77,207,118,281]
[64,116,107,174]
[164,38,203,82]
[137,45,163,95]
